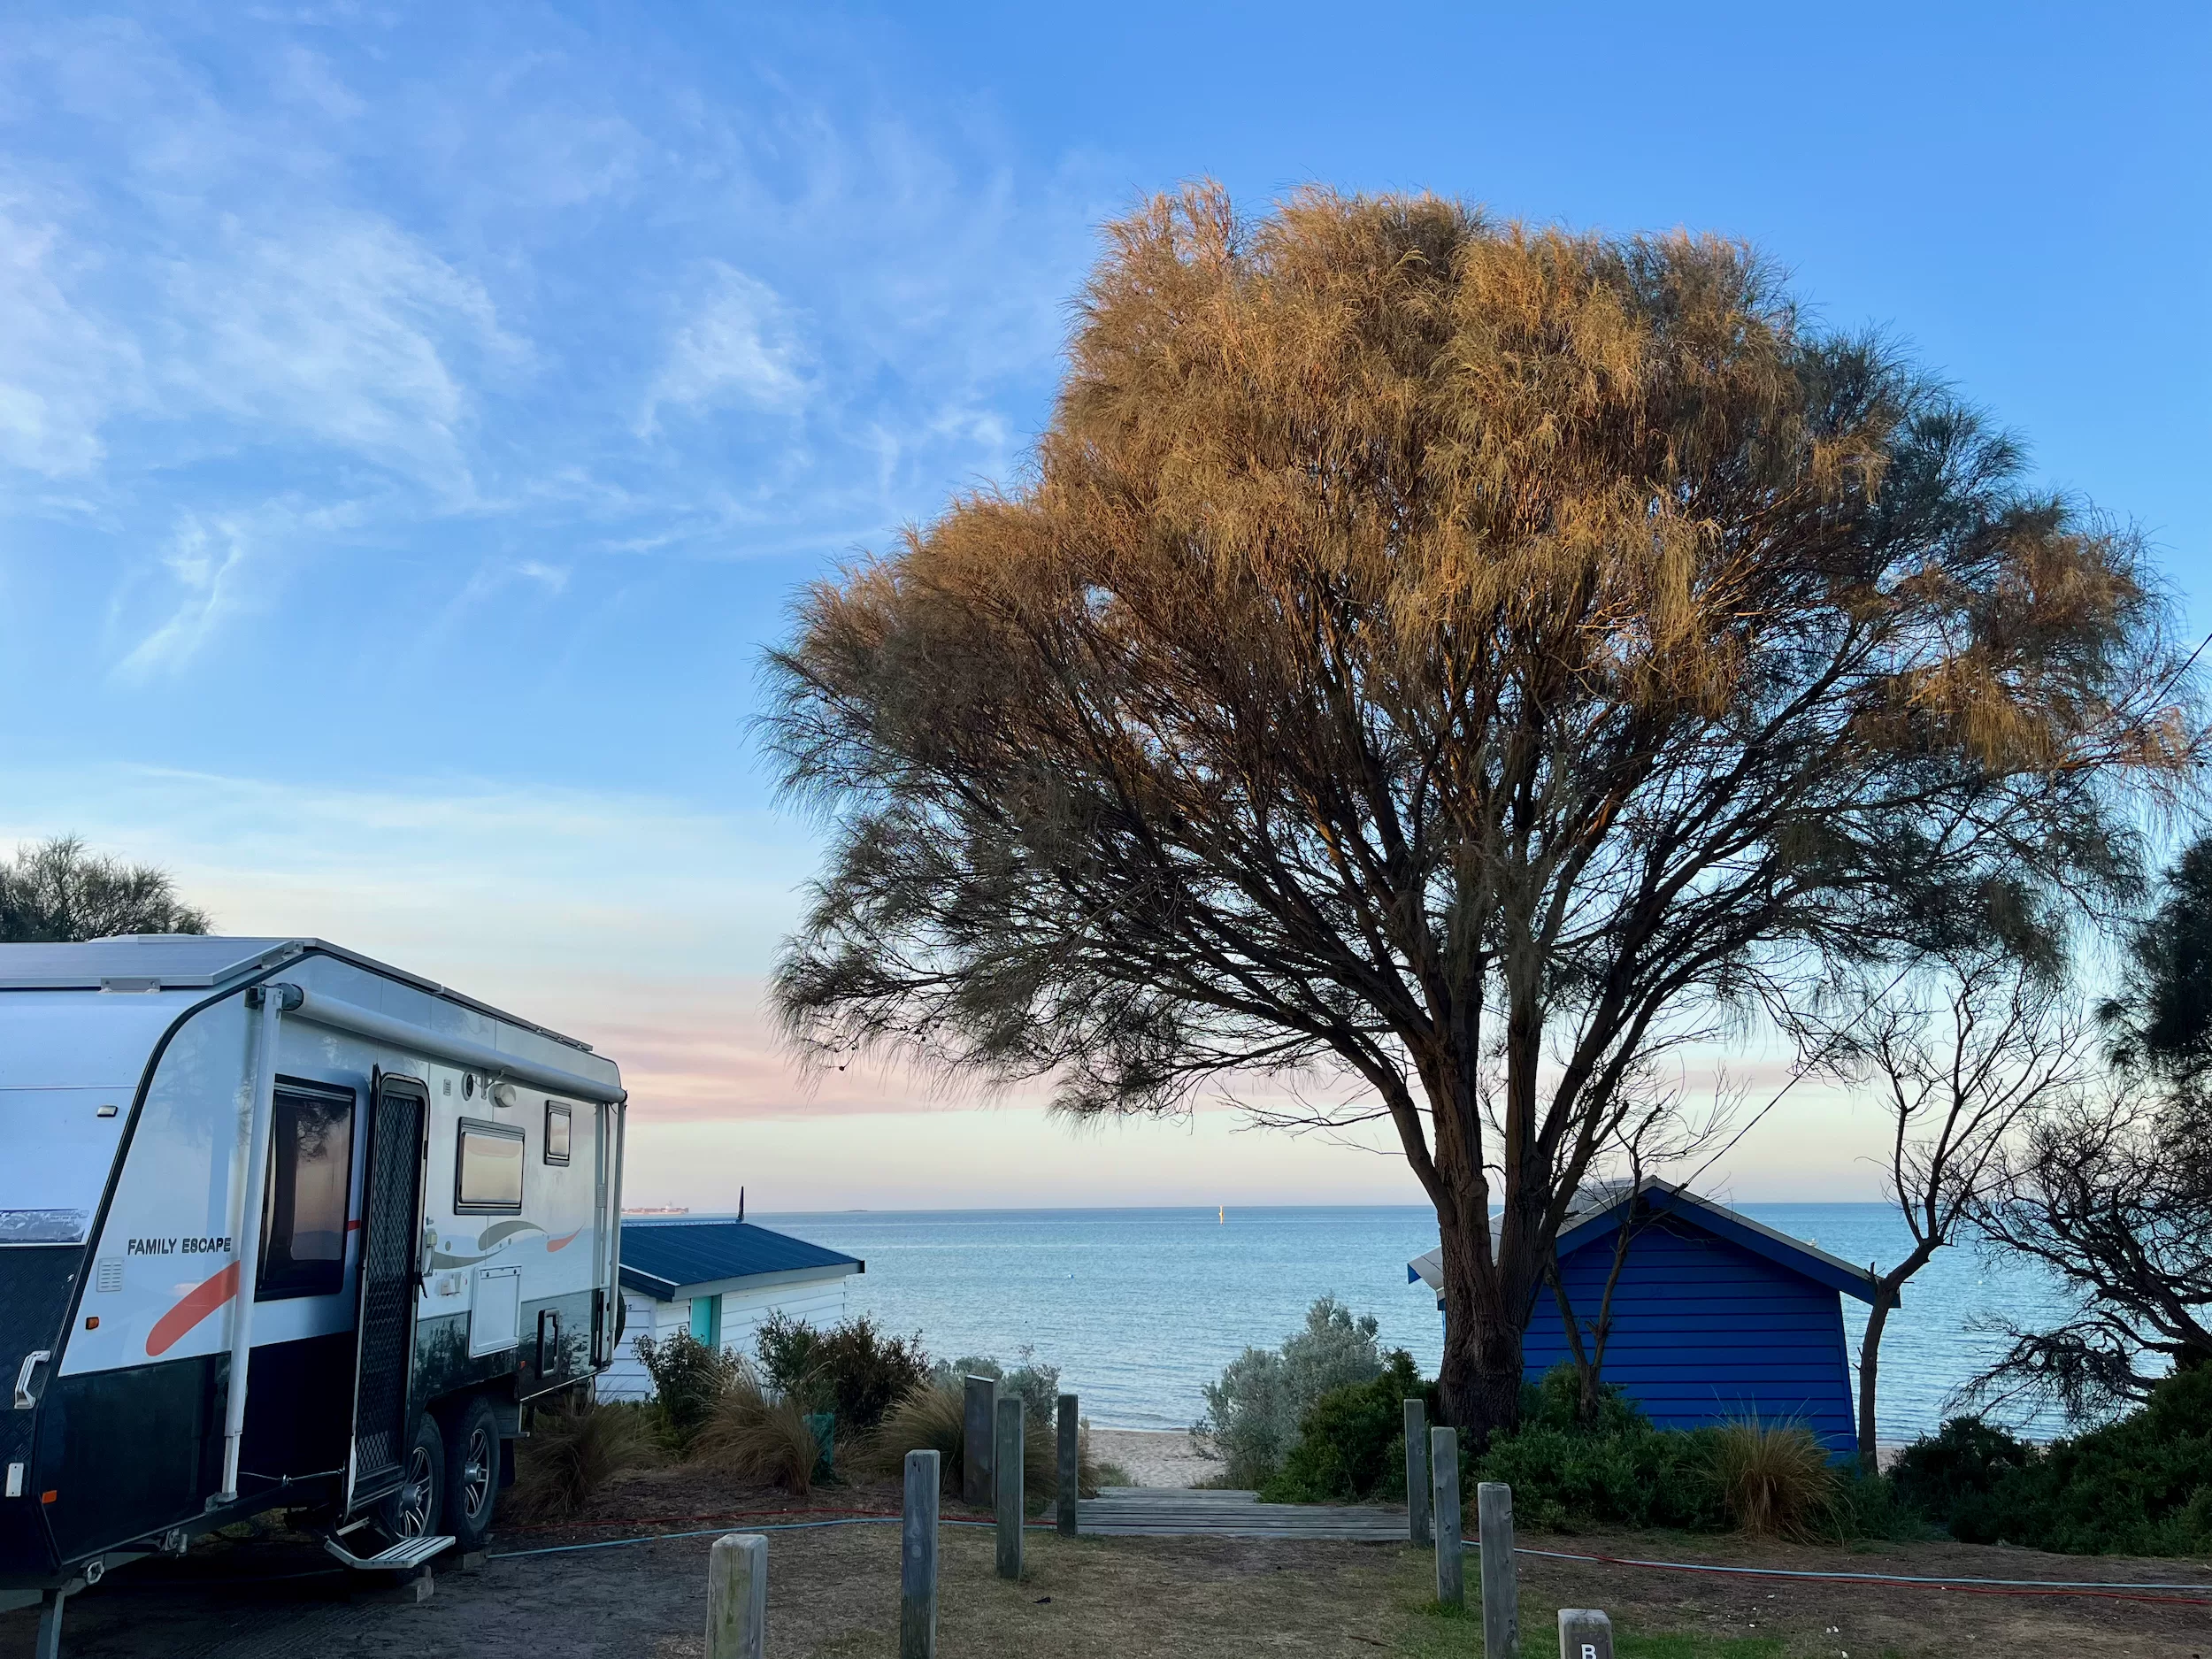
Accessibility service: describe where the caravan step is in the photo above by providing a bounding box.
[323,1532,453,1572]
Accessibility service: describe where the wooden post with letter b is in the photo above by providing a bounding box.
[1557,1608,1613,1659]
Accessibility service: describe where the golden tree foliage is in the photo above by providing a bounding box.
[765,186,2200,1438]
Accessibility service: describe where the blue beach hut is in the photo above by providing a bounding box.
[1409,1179,1878,1458]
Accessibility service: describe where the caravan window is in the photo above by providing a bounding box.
[543,1103,571,1164]
[257,1083,356,1302]
[456,1118,524,1212]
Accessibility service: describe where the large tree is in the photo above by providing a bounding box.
[764,187,2200,1440]
[0,834,211,942]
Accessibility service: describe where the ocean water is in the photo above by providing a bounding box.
[754,1204,2077,1441]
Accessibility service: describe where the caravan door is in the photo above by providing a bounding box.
[344,1071,428,1511]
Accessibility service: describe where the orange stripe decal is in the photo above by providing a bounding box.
[546,1229,582,1252]
[147,1261,240,1356]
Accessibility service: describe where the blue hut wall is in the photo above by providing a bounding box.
[1520,1215,1859,1458]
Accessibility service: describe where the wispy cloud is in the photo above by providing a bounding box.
[0,10,1110,673]
[162,212,521,499]
[641,264,811,430]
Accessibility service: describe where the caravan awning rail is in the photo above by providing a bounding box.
[282,985,626,1104]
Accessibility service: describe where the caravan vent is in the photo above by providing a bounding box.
[96,1258,124,1293]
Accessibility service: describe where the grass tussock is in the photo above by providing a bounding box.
[864,1380,1108,1503]
[691,1363,825,1495]
[506,1394,659,1521]
[1710,1416,1838,1538]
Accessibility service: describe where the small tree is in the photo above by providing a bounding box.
[0,835,211,941]
[1197,1295,1384,1486]
[1828,949,2085,1463]
[1969,841,2212,1418]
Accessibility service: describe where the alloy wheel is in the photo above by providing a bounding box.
[461,1425,495,1522]
[394,1443,436,1537]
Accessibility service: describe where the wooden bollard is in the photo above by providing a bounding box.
[1478,1481,1519,1659]
[962,1374,998,1506]
[1429,1425,1462,1608]
[1056,1394,1079,1536]
[995,1394,1025,1579]
[705,1533,766,1659]
[900,1450,939,1659]
[1557,1608,1614,1659]
[1403,1398,1431,1546]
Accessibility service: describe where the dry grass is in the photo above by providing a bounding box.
[505,1396,659,1522]
[864,1381,1108,1501]
[689,1364,822,1495]
[1710,1416,1839,1538]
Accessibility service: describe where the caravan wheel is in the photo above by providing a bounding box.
[379,1412,447,1541]
[442,1394,500,1551]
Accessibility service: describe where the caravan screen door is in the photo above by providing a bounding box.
[346,1073,427,1510]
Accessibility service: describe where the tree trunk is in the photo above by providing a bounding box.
[1434,1202,1529,1448]
[1856,1290,1894,1475]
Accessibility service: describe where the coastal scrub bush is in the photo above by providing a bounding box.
[506,1394,658,1520]
[634,1329,741,1448]
[1198,1295,1386,1487]
[755,1310,830,1403]
[1262,1351,1434,1502]
[1471,1369,1724,1533]
[755,1312,929,1431]
[1904,1366,2212,1555]
[1887,1416,2037,1533]
[817,1316,930,1428]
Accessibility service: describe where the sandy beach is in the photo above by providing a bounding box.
[1091,1427,1218,1487]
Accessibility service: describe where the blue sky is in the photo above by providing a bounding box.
[3,2,2206,1207]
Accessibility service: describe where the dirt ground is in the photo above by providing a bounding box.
[4,1463,2207,1658]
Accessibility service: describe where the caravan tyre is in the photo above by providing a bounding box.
[443,1394,500,1551]
[380,1411,446,1542]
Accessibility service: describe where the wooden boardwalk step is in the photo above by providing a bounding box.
[1077,1486,1409,1540]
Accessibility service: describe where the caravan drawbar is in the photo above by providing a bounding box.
[0,936,627,1640]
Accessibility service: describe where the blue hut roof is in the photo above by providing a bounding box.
[619,1217,863,1302]
[1407,1180,1879,1304]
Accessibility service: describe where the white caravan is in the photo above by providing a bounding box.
[0,937,627,1643]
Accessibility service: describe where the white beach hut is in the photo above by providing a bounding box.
[603,1215,864,1400]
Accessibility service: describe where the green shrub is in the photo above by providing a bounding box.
[816,1315,930,1429]
[1887,1415,2037,1533]
[1198,1295,1386,1487]
[755,1310,830,1404]
[1916,1365,2212,1555]
[755,1313,930,1431]
[1262,1351,1433,1502]
[634,1329,741,1448]
[1465,1365,1726,1533]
